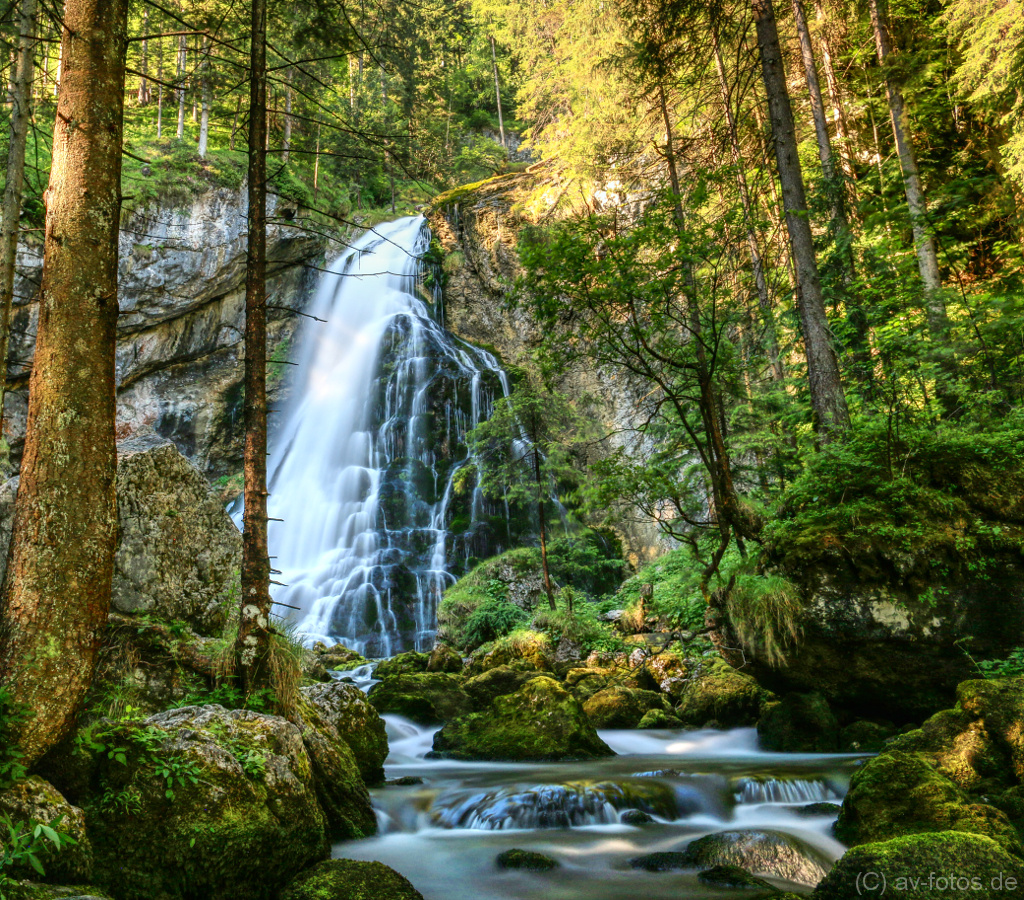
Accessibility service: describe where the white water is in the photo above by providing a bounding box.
[260,217,509,654]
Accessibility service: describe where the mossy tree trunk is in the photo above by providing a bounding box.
[0,0,129,765]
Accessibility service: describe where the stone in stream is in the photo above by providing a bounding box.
[495,849,560,871]
[462,665,536,708]
[674,658,768,728]
[677,830,830,886]
[368,673,474,724]
[300,681,388,786]
[629,851,690,872]
[582,685,668,729]
[430,676,614,761]
[620,809,655,826]
[698,865,780,891]
[279,859,425,900]
[785,802,842,818]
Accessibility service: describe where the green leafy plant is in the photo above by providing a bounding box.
[0,812,76,898]
[0,689,29,792]
[975,647,1024,679]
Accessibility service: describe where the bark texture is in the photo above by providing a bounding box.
[0,0,129,764]
[235,0,273,696]
[752,0,850,440]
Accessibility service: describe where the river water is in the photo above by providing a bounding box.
[332,672,860,898]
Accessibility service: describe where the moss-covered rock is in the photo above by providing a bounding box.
[426,644,463,673]
[637,709,684,729]
[431,676,614,761]
[582,686,666,729]
[675,658,766,728]
[840,720,895,753]
[757,692,839,752]
[279,859,424,900]
[467,632,554,675]
[311,642,368,671]
[373,651,430,680]
[697,865,780,891]
[300,682,388,785]
[82,705,335,900]
[813,833,1024,899]
[678,830,829,886]
[835,750,1020,852]
[462,665,535,708]
[0,777,93,883]
[367,673,472,724]
[495,849,559,871]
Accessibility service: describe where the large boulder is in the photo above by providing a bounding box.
[814,833,1024,899]
[675,658,766,728]
[758,692,839,752]
[431,676,614,761]
[677,830,830,887]
[373,651,430,680]
[279,859,424,900]
[583,686,667,729]
[0,777,93,883]
[368,673,473,724]
[0,438,240,637]
[836,751,1021,852]
[300,682,388,785]
[81,704,341,899]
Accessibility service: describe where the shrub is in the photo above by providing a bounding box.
[462,598,529,648]
[725,572,803,667]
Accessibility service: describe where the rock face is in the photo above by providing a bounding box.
[0,776,93,884]
[431,676,614,761]
[368,673,474,724]
[279,859,425,900]
[300,682,389,785]
[81,704,353,900]
[6,187,325,476]
[0,437,239,636]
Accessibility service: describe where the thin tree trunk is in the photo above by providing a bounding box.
[137,6,149,104]
[230,94,241,151]
[156,40,163,138]
[40,39,48,96]
[313,123,321,202]
[752,0,850,441]
[52,35,61,97]
[175,33,186,139]
[0,0,37,444]
[710,24,784,383]
[813,0,855,181]
[282,69,292,164]
[197,36,210,158]
[489,35,506,149]
[235,0,272,698]
[868,0,947,335]
[0,0,129,765]
[533,447,555,610]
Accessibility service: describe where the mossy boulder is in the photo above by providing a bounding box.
[840,720,895,753]
[367,673,472,724]
[467,632,554,675]
[697,865,779,891]
[426,644,463,673]
[462,665,535,708]
[678,830,829,886]
[564,667,621,702]
[0,777,93,883]
[675,658,766,728]
[431,676,615,761]
[583,687,666,729]
[835,750,1021,852]
[495,849,559,871]
[757,692,839,752]
[279,859,424,900]
[300,682,388,785]
[813,833,1024,899]
[638,709,684,729]
[311,642,368,671]
[82,705,336,900]
[373,651,430,680]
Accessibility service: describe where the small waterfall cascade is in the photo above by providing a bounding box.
[263,216,513,655]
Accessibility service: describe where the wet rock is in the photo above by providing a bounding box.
[678,830,830,886]
[387,776,424,786]
[698,865,779,890]
[583,687,647,729]
[426,644,463,673]
[621,809,655,826]
[675,658,766,728]
[637,709,684,729]
[0,777,93,883]
[279,859,424,900]
[495,849,559,871]
[312,642,368,671]
[463,665,535,708]
[83,704,341,899]
[629,851,690,872]
[374,651,430,680]
[840,719,895,753]
[786,802,842,818]
[300,681,388,785]
[368,673,473,725]
[814,833,1024,899]
[758,692,839,753]
[835,750,1020,852]
[431,676,614,761]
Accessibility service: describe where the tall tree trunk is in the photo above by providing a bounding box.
[752,0,850,441]
[868,0,947,335]
[235,0,272,698]
[313,123,321,202]
[282,69,292,164]
[175,33,186,140]
[197,36,210,158]
[710,24,784,383]
[489,35,506,149]
[0,0,37,443]
[813,0,855,181]
[137,6,149,104]
[533,447,555,610]
[0,0,129,765]
[156,40,163,138]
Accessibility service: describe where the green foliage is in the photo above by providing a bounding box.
[462,595,529,647]
[614,547,709,633]
[0,812,76,897]
[531,588,626,653]
[0,689,28,792]
[725,572,803,667]
[975,648,1024,680]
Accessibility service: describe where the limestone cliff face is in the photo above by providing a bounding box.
[6,187,327,476]
[428,179,671,565]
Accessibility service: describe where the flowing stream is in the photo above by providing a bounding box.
[332,669,859,899]
[263,216,511,655]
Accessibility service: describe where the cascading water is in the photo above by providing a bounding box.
[263,216,512,655]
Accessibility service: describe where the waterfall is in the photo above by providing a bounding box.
[262,216,511,655]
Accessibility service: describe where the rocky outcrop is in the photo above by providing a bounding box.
[0,437,239,636]
[279,859,425,900]
[6,188,327,477]
[299,682,388,785]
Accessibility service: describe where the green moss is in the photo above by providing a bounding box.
[367,674,473,724]
[495,849,559,871]
[279,859,424,900]
[675,658,766,728]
